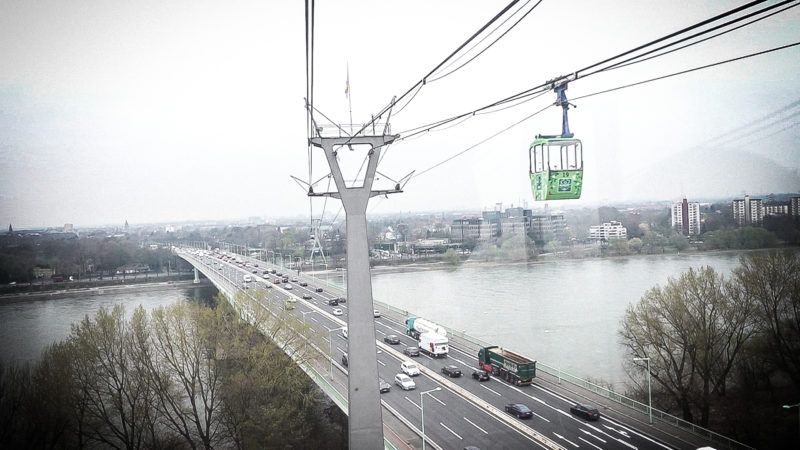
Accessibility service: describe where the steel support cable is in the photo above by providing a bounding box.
[346,0,522,141]
[572,41,800,103]
[574,0,767,78]
[427,0,545,84]
[709,105,800,148]
[584,0,799,77]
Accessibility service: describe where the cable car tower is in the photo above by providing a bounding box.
[529,80,583,200]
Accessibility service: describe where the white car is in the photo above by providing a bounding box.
[342,327,348,339]
[394,373,416,391]
[373,310,381,318]
[284,284,293,290]
[401,361,421,377]
[332,308,343,316]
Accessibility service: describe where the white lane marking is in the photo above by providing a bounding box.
[553,432,579,448]
[463,417,488,434]
[531,410,551,423]
[580,428,607,443]
[602,418,669,449]
[579,436,603,450]
[480,384,503,396]
[440,422,462,440]
[310,317,319,323]
[375,329,386,335]
[405,396,420,410]
[448,355,471,367]
[615,437,638,449]
[428,394,446,406]
[377,360,386,366]
[336,346,346,355]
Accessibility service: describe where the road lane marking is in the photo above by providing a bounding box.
[405,396,421,410]
[448,355,471,367]
[440,422,462,440]
[428,394,446,406]
[553,432,579,448]
[375,329,386,335]
[377,360,386,366]
[579,436,603,450]
[480,385,503,396]
[463,417,488,434]
[580,428,607,443]
[615,437,638,449]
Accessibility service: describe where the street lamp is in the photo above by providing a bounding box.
[633,357,652,424]
[300,309,315,326]
[784,403,800,437]
[327,326,345,379]
[420,387,442,450]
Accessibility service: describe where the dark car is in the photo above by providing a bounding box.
[341,353,348,367]
[441,365,462,377]
[328,299,339,306]
[379,379,391,393]
[403,347,420,357]
[299,281,308,287]
[472,369,490,381]
[302,294,312,300]
[337,297,347,303]
[570,403,600,421]
[281,277,289,283]
[316,287,324,293]
[383,335,400,345]
[505,403,533,419]
[270,269,276,274]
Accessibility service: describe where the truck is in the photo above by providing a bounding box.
[477,346,537,386]
[419,332,449,358]
[405,317,447,340]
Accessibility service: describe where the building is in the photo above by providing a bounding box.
[791,196,800,222]
[671,198,700,236]
[588,221,627,241]
[764,203,789,217]
[732,195,763,226]
[451,218,484,242]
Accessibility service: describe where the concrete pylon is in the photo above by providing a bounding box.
[310,134,399,449]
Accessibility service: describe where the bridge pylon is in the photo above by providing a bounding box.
[309,133,400,449]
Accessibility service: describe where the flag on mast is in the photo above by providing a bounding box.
[345,64,350,97]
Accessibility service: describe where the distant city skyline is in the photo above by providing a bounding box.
[2,1,799,228]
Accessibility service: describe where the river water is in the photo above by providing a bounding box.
[370,250,783,389]
[0,284,218,365]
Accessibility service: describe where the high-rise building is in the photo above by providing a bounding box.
[791,196,800,222]
[732,195,763,226]
[671,198,700,236]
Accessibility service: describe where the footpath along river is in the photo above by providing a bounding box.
[371,249,794,390]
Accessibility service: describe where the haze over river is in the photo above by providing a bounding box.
[371,250,779,390]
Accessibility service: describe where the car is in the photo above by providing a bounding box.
[505,403,533,419]
[570,403,600,421]
[384,335,400,345]
[265,283,272,289]
[251,269,258,274]
[316,287,324,292]
[291,277,298,282]
[283,284,293,290]
[282,277,289,283]
[394,374,416,391]
[403,347,420,357]
[472,369,490,381]
[341,353,348,367]
[379,378,391,393]
[441,365,462,377]
[373,310,381,318]
[299,281,308,287]
[328,298,339,306]
[262,270,269,275]
[302,294,312,300]
[342,327,348,339]
[401,361,421,377]
[270,269,276,274]
[273,279,281,284]
[332,308,343,316]
[336,297,346,303]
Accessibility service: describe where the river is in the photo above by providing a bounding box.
[0,283,219,365]
[370,250,784,390]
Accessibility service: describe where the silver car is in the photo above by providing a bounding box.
[394,373,416,391]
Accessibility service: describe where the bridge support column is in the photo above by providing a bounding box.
[310,134,399,449]
[193,267,199,284]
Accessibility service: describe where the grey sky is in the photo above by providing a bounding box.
[1,0,799,228]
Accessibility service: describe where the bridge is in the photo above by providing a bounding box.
[177,246,748,450]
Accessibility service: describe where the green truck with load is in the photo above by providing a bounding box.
[478,346,536,386]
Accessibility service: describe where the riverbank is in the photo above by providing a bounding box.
[0,278,213,304]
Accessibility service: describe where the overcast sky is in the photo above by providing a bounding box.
[1,0,799,229]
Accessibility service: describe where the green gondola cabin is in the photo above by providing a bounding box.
[529,136,583,200]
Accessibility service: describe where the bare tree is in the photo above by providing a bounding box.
[620,266,756,426]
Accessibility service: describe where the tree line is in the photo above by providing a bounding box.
[0,293,347,449]
[619,250,800,448]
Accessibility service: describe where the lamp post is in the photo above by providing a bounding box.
[328,326,345,379]
[300,309,315,326]
[420,387,442,450]
[633,357,652,424]
[784,403,800,438]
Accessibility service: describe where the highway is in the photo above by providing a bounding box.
[180,248,684,450]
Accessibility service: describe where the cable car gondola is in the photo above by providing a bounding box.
[529,82,583,200]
